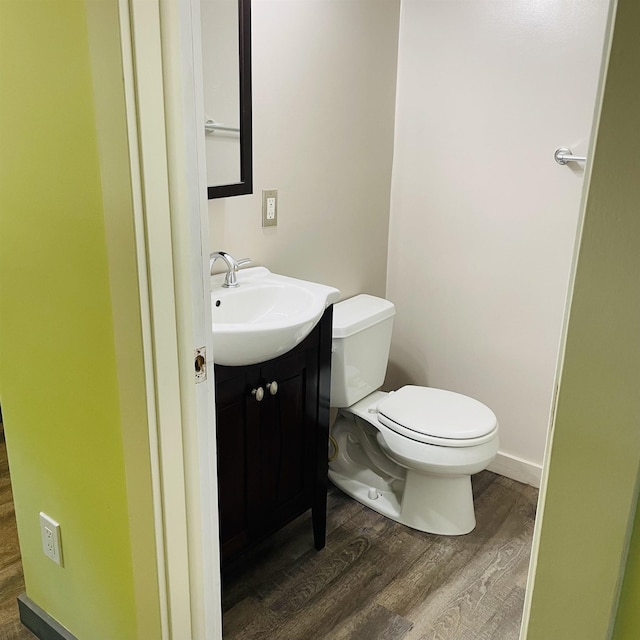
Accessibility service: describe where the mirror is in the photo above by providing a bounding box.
[201,0,253,198]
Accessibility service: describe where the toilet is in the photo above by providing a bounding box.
[329,294,499,535]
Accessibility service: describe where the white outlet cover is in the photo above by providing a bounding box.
[39,512,63,566]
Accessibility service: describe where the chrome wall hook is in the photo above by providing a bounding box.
[555,147,587,165]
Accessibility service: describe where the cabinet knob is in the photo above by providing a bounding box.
[251,387,264,402]
[266,381,279,396]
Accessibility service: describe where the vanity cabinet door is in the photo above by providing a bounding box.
[214,366,261,560]
[257,346,318,535]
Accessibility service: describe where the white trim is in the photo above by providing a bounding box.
[121,0,195,638]
[487,452,542,489]
[158,0,222,637]
[117,2,170,637]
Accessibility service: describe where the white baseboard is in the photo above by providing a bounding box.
[488,451,542,488]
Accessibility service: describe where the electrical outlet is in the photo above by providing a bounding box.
[262,189,278,227]
[40,512,63,566]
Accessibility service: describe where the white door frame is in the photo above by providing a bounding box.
[157,0,223,637]
[118,0,222,637]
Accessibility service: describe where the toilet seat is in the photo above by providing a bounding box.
[377,385,498,447]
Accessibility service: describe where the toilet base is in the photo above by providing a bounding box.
[328,467,476,536]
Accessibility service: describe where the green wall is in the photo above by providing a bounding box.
[606,6,640,636]
[525,0,640,637]
[613,500,640,638]
[0,1,159,638]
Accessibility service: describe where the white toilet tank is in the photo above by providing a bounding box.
[330,294,396,408]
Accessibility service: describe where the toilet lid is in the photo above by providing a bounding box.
[377,385,497,443]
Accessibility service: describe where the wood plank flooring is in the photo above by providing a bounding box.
[0,427,34,640]
[1,421,537,640]
[222,471,538,640]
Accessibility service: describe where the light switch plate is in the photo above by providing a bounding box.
[262,189,278,227]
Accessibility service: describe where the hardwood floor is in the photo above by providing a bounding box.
[0,427,34,640]
[222,471,538,640]
[0,422,537,640]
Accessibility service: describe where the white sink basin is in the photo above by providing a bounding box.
[211,266,340,366]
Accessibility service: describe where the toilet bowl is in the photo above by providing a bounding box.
[329,295,499,535]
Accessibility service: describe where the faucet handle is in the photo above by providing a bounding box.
[210,252,251,287]
[224,257,251,288]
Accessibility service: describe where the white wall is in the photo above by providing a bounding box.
[386,1,610,483]
[208,0,401,299]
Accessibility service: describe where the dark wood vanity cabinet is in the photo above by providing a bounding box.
[214,307,333,564]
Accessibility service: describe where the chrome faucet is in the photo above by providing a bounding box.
[210,251,251,288]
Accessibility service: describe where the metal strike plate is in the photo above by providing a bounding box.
[194,347,207,383]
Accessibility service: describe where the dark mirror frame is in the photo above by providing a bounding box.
[207,0,253,199]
